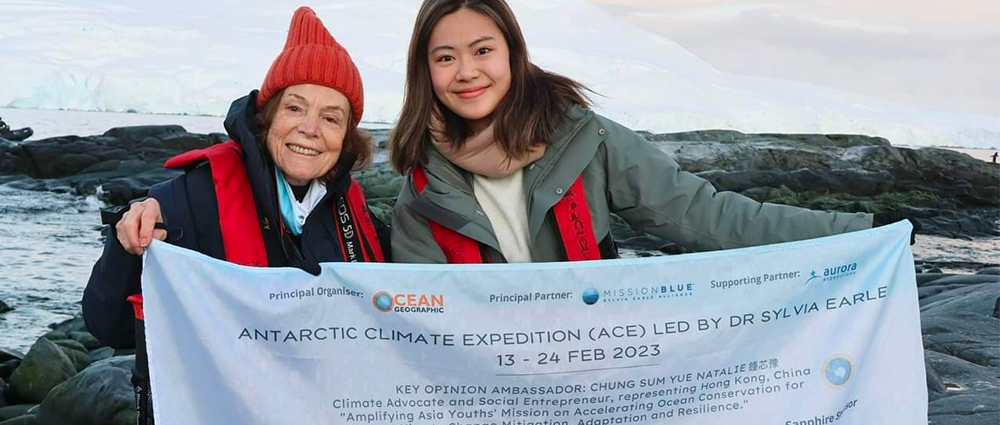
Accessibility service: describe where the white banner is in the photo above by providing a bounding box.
[141,221,926,425]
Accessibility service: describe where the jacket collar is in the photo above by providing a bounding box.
[419,104,595,190]
[413,103,598,248]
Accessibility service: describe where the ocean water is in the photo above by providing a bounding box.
[0,186,105,352]
[0,108,996,352]
[0,107,227,140]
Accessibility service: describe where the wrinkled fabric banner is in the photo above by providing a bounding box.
[141,221,925,424]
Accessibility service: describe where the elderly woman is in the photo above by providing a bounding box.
[83,7,386,424]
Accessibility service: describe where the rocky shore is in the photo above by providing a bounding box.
[0,126,997,424]
[2,126,996,241]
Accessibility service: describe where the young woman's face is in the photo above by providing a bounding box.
[265,84,350,186]
[427,8,511,133]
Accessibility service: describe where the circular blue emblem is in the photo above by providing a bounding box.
[582,288,600,305]
[824,356,853,387]
[373,292,394,312]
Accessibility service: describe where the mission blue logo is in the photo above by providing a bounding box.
[373,292,393,312]
[823,356,854,387]
[582,288,600,305]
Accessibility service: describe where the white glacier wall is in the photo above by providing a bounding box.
[0,0,996,148]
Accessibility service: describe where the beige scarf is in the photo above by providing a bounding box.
[429,117,545,179]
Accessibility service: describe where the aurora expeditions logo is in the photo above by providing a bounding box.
[805,263,858,285]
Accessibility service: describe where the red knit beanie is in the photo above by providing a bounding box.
[257,7,364,124]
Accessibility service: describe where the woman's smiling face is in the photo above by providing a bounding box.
[427,8,512,133]
[265,84,350,185]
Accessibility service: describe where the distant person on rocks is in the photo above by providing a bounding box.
[0,117,8,133]
[388,0,916,264]
[992,152,998,163]
[83,7,388,424]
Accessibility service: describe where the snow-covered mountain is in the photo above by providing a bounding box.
[0,0,996,148]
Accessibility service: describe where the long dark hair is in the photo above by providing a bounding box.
[390,0,591,174]
[255,89,373,183]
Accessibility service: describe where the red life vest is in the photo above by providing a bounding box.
[126,141,384,319]
[412,166,600,263]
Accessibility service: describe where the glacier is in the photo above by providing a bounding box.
[0,0,996,148]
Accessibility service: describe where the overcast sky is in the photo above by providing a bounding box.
[590,0,1000,117]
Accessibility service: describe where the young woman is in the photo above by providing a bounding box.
[389,0,886,264]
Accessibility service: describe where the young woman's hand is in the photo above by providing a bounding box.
[116,198,168,255]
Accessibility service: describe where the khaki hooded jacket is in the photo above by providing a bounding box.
[391,104,873,263]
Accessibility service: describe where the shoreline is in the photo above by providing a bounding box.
[3,107,999,152]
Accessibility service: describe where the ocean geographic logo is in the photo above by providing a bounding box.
[805,263,859,285]
[581,288,600,305]
[823,355,854,387]
[372,291,445,314]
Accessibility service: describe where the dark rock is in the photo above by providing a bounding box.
[14,137,131,178]
[157,131,221,152]
[917,274,1000,288]
[48,341,91,372]
[977,267,1000,276]
[0,350,22,364]
[46,317,85,334]
[48,340,85,355]
[918,272,1000,423]
[1,180,43,192]
[922,312,999,369]
[921,213,1000,238]
[0,301,11,315]
[917,273,949,286]
[640,131,998,239]
[67,332,101,351]
[920,280,1000,317]
[4,126,997,241]
[925,350,1000,424]
[929,393,1000,425]
[0,126,219,205]
[90,355,135,371]
[102,125,185,142]
[87,348,113,363]
[38,332,65,342]
[925,353,947,399]
[35,356,135,425]
[0,404,35,422]
[917,260,998,274]
[0,414,37,425]
[99,178,149,207]
[111,348,135,357]
[8,339,76,403]
[641,130,892,148]
[0,361,19,384]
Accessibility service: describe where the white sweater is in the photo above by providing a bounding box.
[472,169,532,262]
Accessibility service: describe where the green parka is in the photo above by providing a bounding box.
[391,105,873,263]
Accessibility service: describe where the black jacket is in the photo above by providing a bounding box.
[83,92,389,349]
